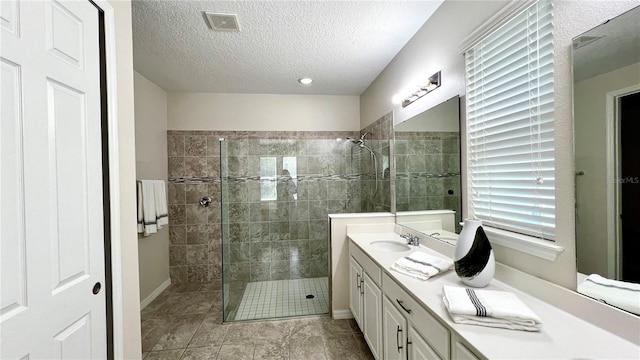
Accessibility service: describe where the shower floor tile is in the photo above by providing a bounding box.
[234,277,328,321]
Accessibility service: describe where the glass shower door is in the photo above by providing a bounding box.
[220,138,232,322]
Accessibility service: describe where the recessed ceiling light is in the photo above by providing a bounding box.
[298,77,313,85]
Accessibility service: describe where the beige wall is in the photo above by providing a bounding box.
[109,0,142,358]
[134,71,170,303]
[167,92,360,131]
[360,0,639,289]
[360,1,508,128]
[574,62,640,277]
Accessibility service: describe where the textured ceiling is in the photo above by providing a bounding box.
[132,0,444,95]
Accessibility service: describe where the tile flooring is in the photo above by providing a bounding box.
[234,277,329,321]
[141,281,374,360]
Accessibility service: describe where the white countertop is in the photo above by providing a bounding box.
[348,232,640,360]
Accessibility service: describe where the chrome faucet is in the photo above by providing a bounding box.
[400,233,420,246]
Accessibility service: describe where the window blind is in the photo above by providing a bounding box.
[466,0,555,240]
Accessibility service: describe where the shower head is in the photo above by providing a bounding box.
[345,137,365,148]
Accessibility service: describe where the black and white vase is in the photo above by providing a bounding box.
[454,219,495,287]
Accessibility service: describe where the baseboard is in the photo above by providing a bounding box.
[140,278,171,310]
[332,309,354,320]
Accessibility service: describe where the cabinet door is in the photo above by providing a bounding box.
[453,340,482,360]
[383,296,407,360]
[349,257,363,328]
[363,273,383,359]
[408,327,441,360]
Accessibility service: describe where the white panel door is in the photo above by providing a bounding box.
[363,273,382,359]
[349,257,363,329]
[382,296,406,360]
[1,0,107,358]
[408,327,441,360]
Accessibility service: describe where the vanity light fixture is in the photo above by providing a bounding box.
[400,71,441,108]
[298,77,313,85]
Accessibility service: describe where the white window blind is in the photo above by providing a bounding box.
[466,0,555,240]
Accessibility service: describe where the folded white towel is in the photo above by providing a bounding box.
[578,274,640,316]
[391,251,453,281]
[154,180,168,228]
[443,285,542,332]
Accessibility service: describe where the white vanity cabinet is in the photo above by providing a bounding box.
[383,288,444,360]
[383,273,450,360]
[382,296,442,360]
[346,234,640,360]
[349,244,384,359]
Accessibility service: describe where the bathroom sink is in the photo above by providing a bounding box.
[370,241,411,252]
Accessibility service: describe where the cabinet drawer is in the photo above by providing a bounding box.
[349,240,382,286]
[383,273,450,360]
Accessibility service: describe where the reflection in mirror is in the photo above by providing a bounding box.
[573,5,640,316]
[394,96,462,242]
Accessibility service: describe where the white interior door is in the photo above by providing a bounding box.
[1,0,107,358]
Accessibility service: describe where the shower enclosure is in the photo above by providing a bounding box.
[219,134,386,322]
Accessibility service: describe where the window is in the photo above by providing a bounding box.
[465,0,555,240]
[260,157,277,201]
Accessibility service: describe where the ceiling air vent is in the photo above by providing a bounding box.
[204,12,240,32]
[573,35,604,49]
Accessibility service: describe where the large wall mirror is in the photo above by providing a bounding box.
[394,95,462,241]
[573,5,640,316]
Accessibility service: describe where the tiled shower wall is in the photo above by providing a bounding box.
[167,131,364,284]
[360,112,393,212]
[167,131,223,283]
[395,131,462,228]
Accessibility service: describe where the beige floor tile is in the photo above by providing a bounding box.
[180,345,220,360]
[145,349,185,360]
[221,322,261,344]
[188,317,229,348]
[141,317,176,353]
[216,344,254,360]
[181,291,215,314]
[152,314,205,351]
[252,320,292,341]
[354,334,374,360]
[323,334,362,360]
[253,338,289,360]
[290,336,327,360]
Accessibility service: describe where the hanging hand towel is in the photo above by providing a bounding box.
[391,251,453,281]
[137,181,144,233]
[154,180,169,228]
[578,274,640,316]
[443,285,542,332]
[137,180,158,236]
